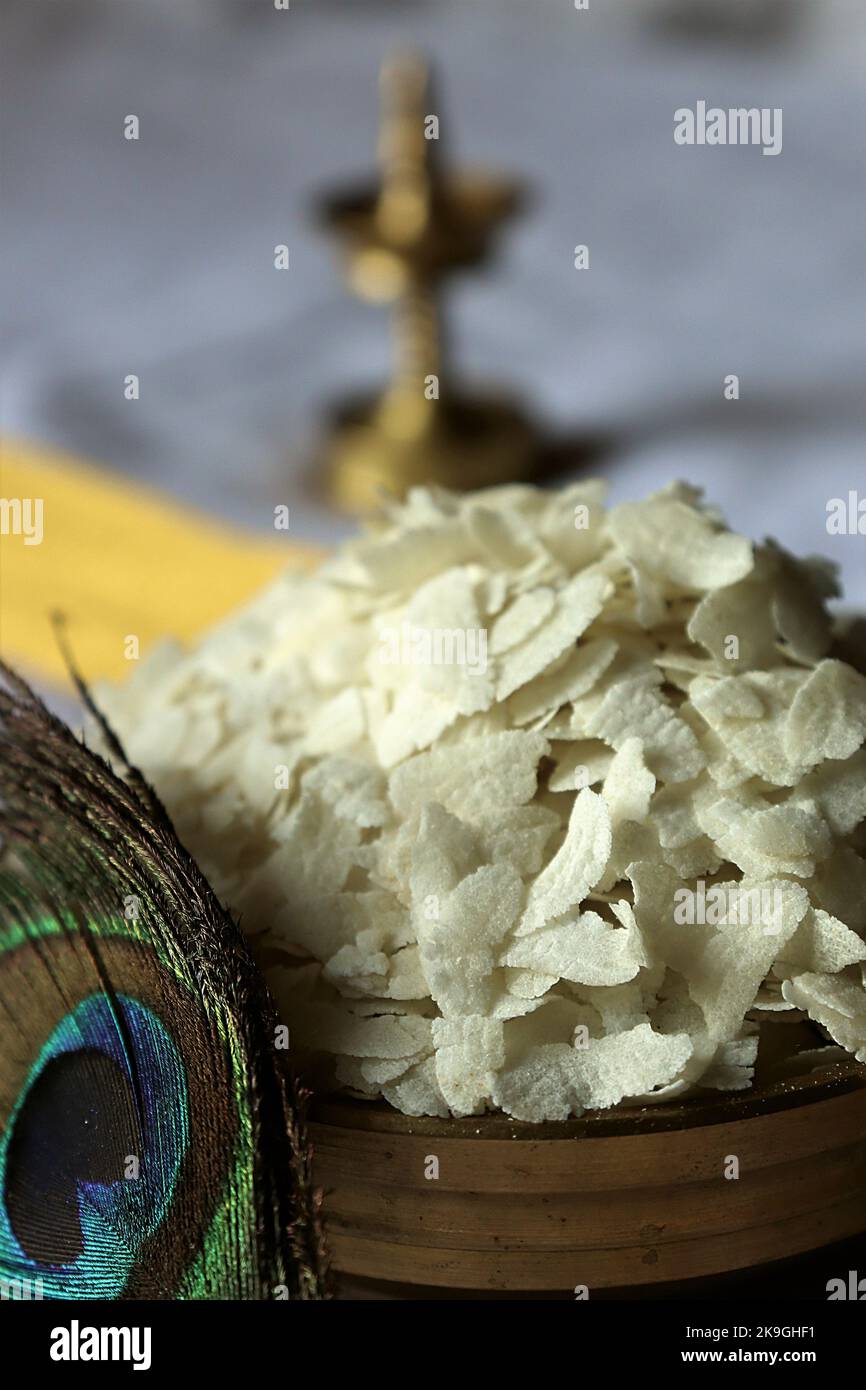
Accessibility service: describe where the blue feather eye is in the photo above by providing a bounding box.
[0,994,188,1300]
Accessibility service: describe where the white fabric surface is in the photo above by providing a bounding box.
[2,0,864,601]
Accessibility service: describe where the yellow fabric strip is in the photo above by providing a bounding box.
[0,438,319,687]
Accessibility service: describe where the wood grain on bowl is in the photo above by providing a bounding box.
[309,1060,866,1293]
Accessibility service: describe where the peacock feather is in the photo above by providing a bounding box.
[0,659,329,1300]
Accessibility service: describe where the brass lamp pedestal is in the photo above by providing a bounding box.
[327,390,539,513]
[318,53,541,512]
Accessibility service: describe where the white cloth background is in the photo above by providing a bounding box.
[2,0,864,601]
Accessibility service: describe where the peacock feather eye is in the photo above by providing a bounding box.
[0,662,329,1301]
[2,992,187,1297]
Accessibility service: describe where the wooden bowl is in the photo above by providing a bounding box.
[310,1057,866,1295]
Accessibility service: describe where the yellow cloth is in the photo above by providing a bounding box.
[0,438,320,687]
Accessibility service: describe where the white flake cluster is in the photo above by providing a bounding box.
[98,481,866,1120]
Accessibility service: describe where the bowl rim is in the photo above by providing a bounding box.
[310,1055,866,1140]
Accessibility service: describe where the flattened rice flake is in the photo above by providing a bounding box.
[98,480,866,1119]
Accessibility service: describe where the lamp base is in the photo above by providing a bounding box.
[324,390,542,513]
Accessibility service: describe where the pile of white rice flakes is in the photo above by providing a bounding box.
[98,482,866,1121]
